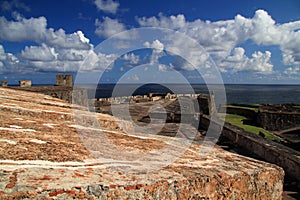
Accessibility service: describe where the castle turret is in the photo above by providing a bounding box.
[56,74,73,87]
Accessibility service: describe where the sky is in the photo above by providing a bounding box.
[0,0,300,85]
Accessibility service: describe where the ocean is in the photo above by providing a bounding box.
[89,84,300,105]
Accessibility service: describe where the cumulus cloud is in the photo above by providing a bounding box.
[1,9,300,79]
[137,13,186,30]
[94,0,119,14]
[137,9,300,73]
[95,17,130,39]
[21,44,57,61]
[0,45,20,74]
[144,40,165,65]
[0,46,6,60]
[220,48,273,74]
[123,53,140,65]
[0,15,97,73]
[284,66,300,75]
[45,29,91,50]
[0,16,92,50]
[83,51,118,71]
[144,40,164,53]
[0,16,47,42]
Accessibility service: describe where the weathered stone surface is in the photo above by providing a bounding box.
[257,110,300,131]
[56,74,73,87]
[0,87,284,199]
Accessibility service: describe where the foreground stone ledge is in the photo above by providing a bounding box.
[0,87,285,199]
[0,145,284,200]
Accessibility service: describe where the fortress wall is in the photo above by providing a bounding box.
[95,93,209,105]
[19,80,32,87]
[42,88,89,106]
[221,107,258,119]
[220,105,300,131]
[11,86,88,105]
[1,80,8,87]
[257,111,300,131]
[0,87,284,200]
[96,93,209,107]
[200,115,300,188]
[56,74,73,87]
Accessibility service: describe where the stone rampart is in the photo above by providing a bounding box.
[0,87,285,199]
[11,86,88,105]
[19,80,32,87]
[96,93,208,105]
[1,80,8,87]
[223,107,257,119]
[56,74,73,87]
[257,110,300,131]
[200,115,300,188]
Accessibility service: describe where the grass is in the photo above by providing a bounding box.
[225,114,283,142]
[227,105,259,112]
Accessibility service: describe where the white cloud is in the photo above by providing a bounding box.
[0,45,6,60]
[144,40,164,53]
[165,34,210,71]
[1,9,299,79]
[137,9,300,73]
[21,44,57,61]
[0,16,47,42]
[95,17,130,39]
[284,66,300,75]
[0,45,20,74]
[94,0,119,14]
[247,51,273,74]
[144,40,165,65]
[57,50,84,61]
[137,13,186,30]
[80,51,118,71]
[0,16,92,50]
[45,30,92,50]
[220,47,273,74]
[0,15,96,73]
[123,53,140,65]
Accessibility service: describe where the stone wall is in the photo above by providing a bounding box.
[19,80,32,87]
[197,95,210,115]
[221,105,300,131]
[56,74,73,87]
[0,87,285,199]
[96,93,208,106]
[1,80,7,87]
[11,86,88,105]
[257,110,300,131]
[200,115,300,188]
[222,106,257,119]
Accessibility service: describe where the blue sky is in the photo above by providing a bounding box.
[0,0,300,85]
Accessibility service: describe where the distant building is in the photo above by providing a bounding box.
[56,74,73,87]
[19,80,32,87]
[1,80,8,87]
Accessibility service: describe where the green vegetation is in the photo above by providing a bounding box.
[225,114,283,142]
[227,105,259,112]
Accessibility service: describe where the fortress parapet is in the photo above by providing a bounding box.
[1,80,7,87]
[56,74,73,87]
[19,80,32,87]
